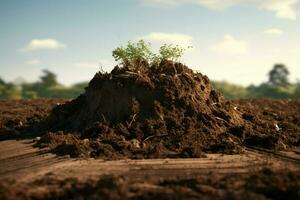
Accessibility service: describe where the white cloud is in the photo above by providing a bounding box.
[140,0,299,20]
[27,59,41,65]
[20,38,66,52]
[193,0,241,10]
[141,0,240,9]
[263,28,284,35]
[211,34,248,55]
[139,32,193,47]
[257,0,298,20]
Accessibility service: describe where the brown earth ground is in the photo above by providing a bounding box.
[0,99,65,140]
[30,62,300,160]
[1,63,300,160]
[0,99,299,200]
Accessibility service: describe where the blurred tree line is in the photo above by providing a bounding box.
[0,70,88,100]
[0,64,300,100]
[212,64,300,99]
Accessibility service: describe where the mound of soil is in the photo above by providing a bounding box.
[36,60,299,159]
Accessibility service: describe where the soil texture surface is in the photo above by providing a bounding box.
[0,61,299,199]
[33,61,300,159]
[0,139,299,200]
[0,99,64,140]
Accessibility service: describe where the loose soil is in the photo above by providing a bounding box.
[1,168,299,200]
[0,139,299,200]
[0,99,64,140]
[232,99,300,150]
[0,61,299,199]
[34,61,300,159]
[0,61,299,159]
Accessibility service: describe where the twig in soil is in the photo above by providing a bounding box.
[181,72,193,83]
[125,71,139,76]
[101,114,107,123]
[99,63,105,74]
[274,123,281,131]
[114,71,139,79]
[172,64,177,75]
[215,117,227,123]
[143,134,168,142]
[59,110,68,114]
[127,114,137,128]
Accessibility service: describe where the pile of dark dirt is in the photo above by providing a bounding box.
[35,60,299,159]
[1,168,299,200]
[38,60,246,159]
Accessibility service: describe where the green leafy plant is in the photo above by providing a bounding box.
[112,40,152,65]
[112,40,190,66]
[158,44,187,62]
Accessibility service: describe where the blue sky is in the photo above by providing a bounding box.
[0,0,300,86]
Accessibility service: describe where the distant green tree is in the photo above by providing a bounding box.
[294,81,300,98]
[0,85,5,100]
[0,77,6,85]
[21,70,61,98]
[245,64,294,99]
[46,82,89,99]
[71,82,88,92]
[212,81,249,99]
[40,70,59,87]
[2,83,22,100]
[22,91,37,99]
[268,64,290,87]
[247,83,294,99]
